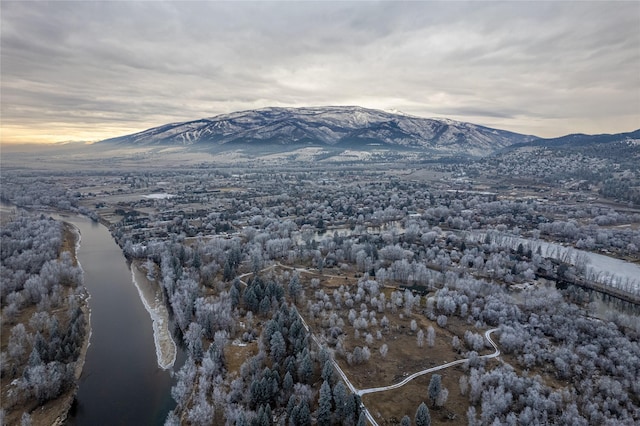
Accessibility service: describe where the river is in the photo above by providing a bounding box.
[465,230,640,293]
[296,222,639,312]
[298,224,640,291]
[58,215,182,425]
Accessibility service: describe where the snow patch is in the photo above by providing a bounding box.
[69,223,94,354]
[130,266,177,370]
[143,193,175,199]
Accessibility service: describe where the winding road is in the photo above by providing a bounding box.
[357,328,500,397]
[353,328,499,425]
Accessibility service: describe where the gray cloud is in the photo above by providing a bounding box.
[1,1,639,143]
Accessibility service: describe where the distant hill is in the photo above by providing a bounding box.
[515,129,640,149]
[100,106,538,156]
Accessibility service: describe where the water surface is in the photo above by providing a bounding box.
[60,216,178,425]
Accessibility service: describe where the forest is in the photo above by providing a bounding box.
[1,156,639,425]
[1,212,87,425]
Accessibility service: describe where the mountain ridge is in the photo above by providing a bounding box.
[100,106,538,156]
[524,129,640,148]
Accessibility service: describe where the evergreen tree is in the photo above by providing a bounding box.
[237,412,249,426]
[344,392,357,425]
[259,296,271,315]
[223,259,234,281]
[270,331,286,363]
[428,374,442,407]
[244,286,259,312]
[264,405,272,425]
[321,359,334,383]
[288,274,302,304]
[256,404,270,426]
[230,279,242,308]
[415,402,431,426]
[283,371,294,394]
[33,333,47,362]
[289,405,300,426]
[317,380,332,426]
[28,346,42,367]
[333,382,347,420]
[296,400,311,426]
[297,352,313,384]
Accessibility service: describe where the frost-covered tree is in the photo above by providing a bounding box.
[317,380,332,426]
[332,382,347,420]
[321,359,334,383]
[20,412,32,426]
[428,374,442,407]
[380,344,389,359]
[426,326,435,348]
[435,387,448,408]
[452,335,461,352]
[459,375,468,396]
[270,331,286,363]
[415,402,431,426]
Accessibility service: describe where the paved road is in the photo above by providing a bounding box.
[357,328,500,396]
[295,309,380,425]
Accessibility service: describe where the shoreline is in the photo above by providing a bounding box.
[52,223,92,426]
[130,261,177,370]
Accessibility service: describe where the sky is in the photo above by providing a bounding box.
[1,1,639,144]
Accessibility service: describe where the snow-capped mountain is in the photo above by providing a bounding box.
[101,106,537,155]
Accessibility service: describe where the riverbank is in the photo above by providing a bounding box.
[0,221,92,426]
[130,260,177,370]
[50,223,92,426]
[465,230,640,298]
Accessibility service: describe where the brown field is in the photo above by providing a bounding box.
[290,269,499,425]
[225,341,259,376]
[228,262,569,425]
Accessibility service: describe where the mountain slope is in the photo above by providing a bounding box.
[100,106,537,155]
[524,129,640,148]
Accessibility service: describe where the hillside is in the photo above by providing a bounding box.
[100,106,537,156]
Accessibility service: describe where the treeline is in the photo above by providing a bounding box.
[1,173,99,221]
[1,213,86,424]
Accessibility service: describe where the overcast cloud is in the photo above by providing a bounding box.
[1,1,639,143]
